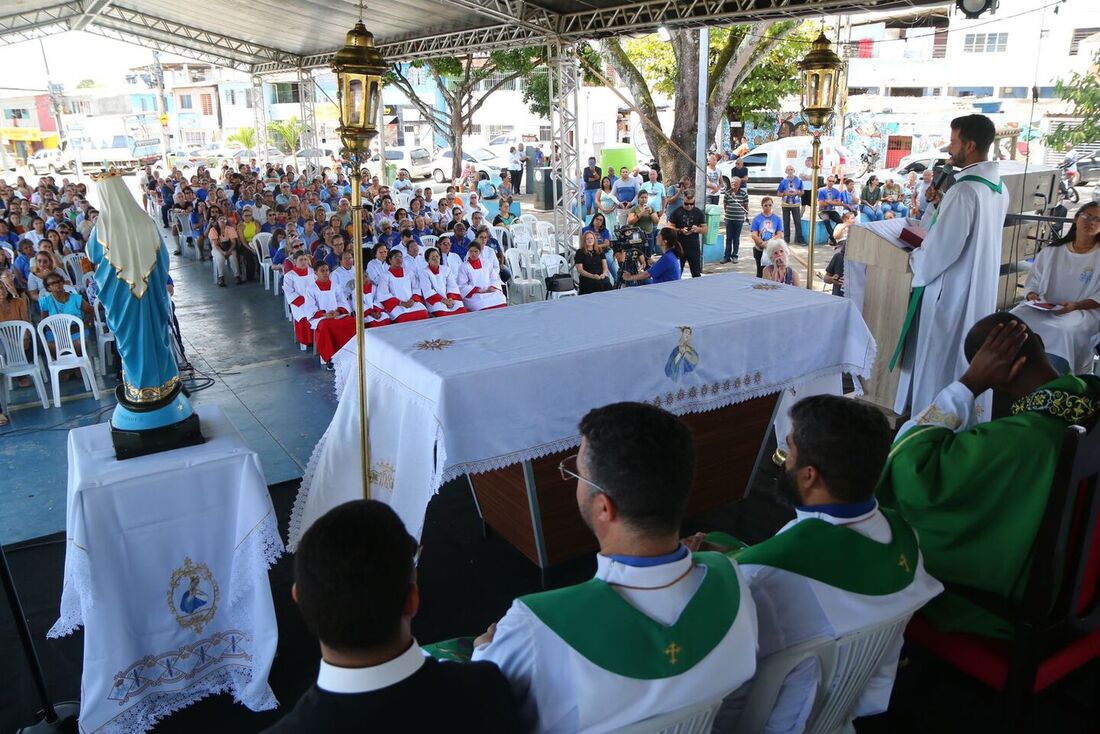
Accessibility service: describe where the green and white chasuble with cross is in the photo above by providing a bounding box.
[877,375,1100,638]
[894,160,1010,417]
[472,550,758,733]
[715,505,943,734]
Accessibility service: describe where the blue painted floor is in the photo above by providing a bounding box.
[0,231,338,545]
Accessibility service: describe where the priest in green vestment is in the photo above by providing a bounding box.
[877,312,1100,638]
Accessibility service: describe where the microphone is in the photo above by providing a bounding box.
[933,163,954,193]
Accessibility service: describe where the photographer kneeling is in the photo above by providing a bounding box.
[622,227,683,286]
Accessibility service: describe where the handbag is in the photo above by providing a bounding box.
[545,273,574,296]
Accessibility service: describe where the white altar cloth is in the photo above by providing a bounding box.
[49,405,283,734]
[289,273,876,548]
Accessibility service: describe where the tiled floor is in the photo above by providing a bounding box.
[0,230,339,545]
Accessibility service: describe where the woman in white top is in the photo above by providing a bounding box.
[376,249,430,324]
[367,243,389,286]
[420,247,467,317]
[331,249,357,302]
[436,235,464,273]
[457,242,507,312]
[284,250,318,347]
[1010,202,1100,373]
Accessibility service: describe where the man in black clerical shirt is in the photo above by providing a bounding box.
[263,500,521,733]
[668,191,707,278]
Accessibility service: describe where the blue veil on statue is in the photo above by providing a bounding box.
[88,171,202,459]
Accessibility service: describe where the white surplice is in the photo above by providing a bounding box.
[896,160,1009,417]
[457,259,506,311]
[419,264,466,315]
[366,257,388,286]
[304,280,350,329]
[1009,244,1100,373]
[283,267,317,322]
[473,551,759,734]
[376,266,429,321]
[716,504,943,734]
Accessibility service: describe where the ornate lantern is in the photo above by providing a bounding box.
[798,32,843,129]
[331,20,388,157]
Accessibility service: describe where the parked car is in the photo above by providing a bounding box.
[1073,152,1100,185]
[866,149,950,186]
[430,147,506,183]
[484,132,540,159]
[27,148,68,176]
[284,146,341,170]
[371,146,434,179]
[717,136,852,190]
[230,147,284,165]
[1091,181,1100,205]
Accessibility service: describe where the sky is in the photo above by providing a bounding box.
[0,32,180,91]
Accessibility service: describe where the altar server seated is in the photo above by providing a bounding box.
[436,235,464,273]
[878,313,1100,638]
[306,261,356,366]
[703,396,943,734]
[376,249,430,324]
[331,249,356,302]
[367,243,389,286]
[263,500,522,733]
[472,402,759,733]
[420,247,467,317]
[1009,202,1100,374]
[284,250,317,347]
[457,243,507,312]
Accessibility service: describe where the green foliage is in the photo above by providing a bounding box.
[1046,50,1100,150]
[522,45,603,118]
[227,127,256,149]
[267,118,304,152]
[75,79,97,89]
[620,35,680,98]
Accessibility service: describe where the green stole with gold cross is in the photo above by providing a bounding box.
[519,552,739,679]
[733,509,919,596]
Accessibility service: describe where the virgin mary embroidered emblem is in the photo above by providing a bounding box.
[665,326,699,382]
[167,557,219,634]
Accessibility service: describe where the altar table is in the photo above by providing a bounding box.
[50,405,282,734]
[288,273,876,565]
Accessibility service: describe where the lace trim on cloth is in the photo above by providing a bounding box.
[229,511,284,610]
[287,413,340,552]
[90,664,276,734]
[48,541,93,638]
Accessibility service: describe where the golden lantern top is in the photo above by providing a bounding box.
[331,20,389,155]
[798,32,843,129]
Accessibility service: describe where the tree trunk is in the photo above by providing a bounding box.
[450,113,465,180]
[664,30,700,187]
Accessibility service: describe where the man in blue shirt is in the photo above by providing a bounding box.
[640,169,666,214]
[611,167,639,228]
[13,239,34,283]
[776,166,805,244]
[750,198,783,278]
[816,176,845,244]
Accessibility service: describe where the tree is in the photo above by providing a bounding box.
[267,117,304,157]
[75,79,97,89]
[387,50,543,179]
[227,126,256,150]
[521,45,605,119]
[602,22,809,183]
[1046,49,1100,150]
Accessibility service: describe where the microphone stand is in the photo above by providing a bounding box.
[0,542,79,732]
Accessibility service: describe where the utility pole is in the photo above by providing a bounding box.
[694,27,710,202]
[152,51,172,172]
[39,38,81,180]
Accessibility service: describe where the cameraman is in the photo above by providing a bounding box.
[628,190,660,255]
[622,228,683,285]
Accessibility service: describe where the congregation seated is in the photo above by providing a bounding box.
[694,396,942,733]
[262,500,522,733]
[470,402,758,732]
[1008,202,1100,374]
[878,313,1100,638]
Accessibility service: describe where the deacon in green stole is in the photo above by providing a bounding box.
[692,395,942,734]
[466,403,759,733]
[878,313,1100,639]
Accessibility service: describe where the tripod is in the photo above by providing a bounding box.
[0,542,79,732]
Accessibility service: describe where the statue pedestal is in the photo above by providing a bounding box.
[110,382,204,460]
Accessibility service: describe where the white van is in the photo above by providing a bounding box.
[717,136,852,191]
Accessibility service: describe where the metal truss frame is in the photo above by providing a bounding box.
[0,2,83,46]
[547,42,583,256]
[298,68,319,173]
[251,75,270,166]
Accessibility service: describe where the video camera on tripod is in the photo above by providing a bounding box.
[612,225,648,287]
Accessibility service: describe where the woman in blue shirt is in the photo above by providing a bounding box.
[622,227,683,285]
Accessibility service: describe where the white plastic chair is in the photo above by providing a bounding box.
[504,248,545,304]
[37,314,100,407]
[251,233,273,291]
[517,213,538,228]
[92,299,116,377]
[510,224,534,250]
[610,695,725,733]
[731,613,913,734]
[0,319,49,409]
[536,221,556,241]
[420,235,438,250]
[63,253,88,290]
[175,211,197,258]
[489,226,509,249]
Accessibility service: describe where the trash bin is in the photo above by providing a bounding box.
[384,162,397,185]
[704,204,722,246]
[533,166,560,211]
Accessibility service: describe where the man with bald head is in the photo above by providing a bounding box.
[877,312,1100,638]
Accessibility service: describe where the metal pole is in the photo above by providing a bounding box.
[39,38,79,182]
[377,103,388,186]
[152,51,172,172]
[806,133,821,290]
[694,28,709,199]
[350,148,371,500]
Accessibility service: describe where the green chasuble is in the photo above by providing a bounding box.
[876,374,1100,638]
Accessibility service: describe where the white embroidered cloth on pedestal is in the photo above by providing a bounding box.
[288,273,877,549]
[49,405,283,734]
